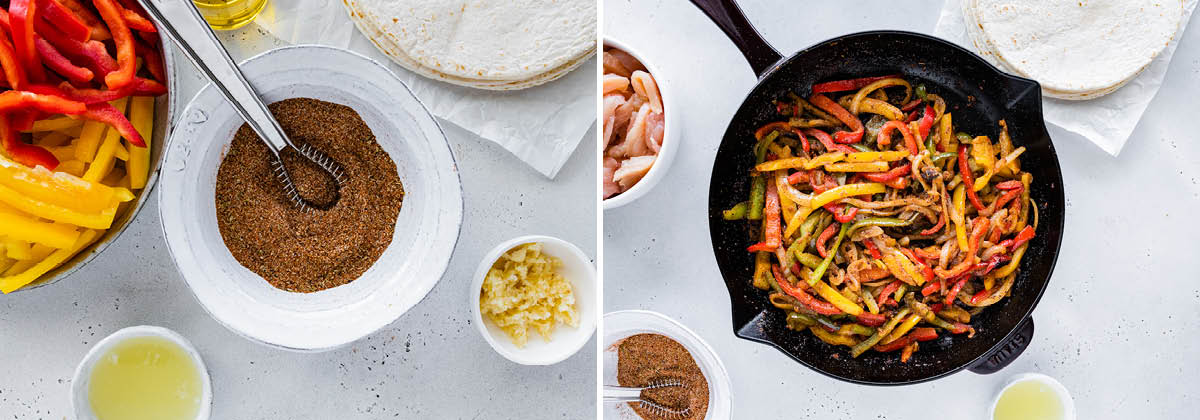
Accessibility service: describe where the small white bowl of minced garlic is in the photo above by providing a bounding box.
[471,235,597,365]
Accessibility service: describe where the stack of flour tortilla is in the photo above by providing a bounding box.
[963,0,1184,100]
[344,0,595,90]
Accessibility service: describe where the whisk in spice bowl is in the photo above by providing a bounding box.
[137,0,344,210]
[604,379,692,419]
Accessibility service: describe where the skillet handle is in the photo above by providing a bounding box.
[687,0,782,78]
[969,316,1034,374]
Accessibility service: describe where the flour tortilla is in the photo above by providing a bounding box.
[964,0,1183,99]
[343,0,595,89]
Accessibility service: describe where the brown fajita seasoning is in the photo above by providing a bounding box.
[616,334,709,420]
[215,97,404,293]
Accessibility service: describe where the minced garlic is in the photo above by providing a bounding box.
[479,243,578,348]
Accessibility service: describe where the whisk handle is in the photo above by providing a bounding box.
[137,0,292,155]
[602,385,645,402]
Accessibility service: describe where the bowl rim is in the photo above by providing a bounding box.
[470,234,597,365]
[158,44,464,351]
[71,325,213,420]
[601,37,680,210]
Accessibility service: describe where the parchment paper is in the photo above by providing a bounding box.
[934,0,1197,156]
[254,0,595,178]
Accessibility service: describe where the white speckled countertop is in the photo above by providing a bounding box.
[0,23,596,419]
[604,1,1200,418]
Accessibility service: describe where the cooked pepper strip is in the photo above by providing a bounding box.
[919,211,947,235]
[92,0,136,90]
[755,121,791,140]
[811,183,886,210]
[804,128,856,154]
[811,74,901,94]
[825,161,888,172]
[815,223,837,258]
[774,265,841,315]
[846,150,908,163]
[847,217,910,236]
[959,145,986,211]
[875,120,915,152]
[875,327,938,352]
[809,94,864,144]
[862,162,911,183]
[916,104,935,140]
[79,102,146,147]
[807,222,849,286]
[812,280,863,316]
[1010,225,1036,250]
[850,307,910,357]
[944,275,969,306]
[746,178,782,252]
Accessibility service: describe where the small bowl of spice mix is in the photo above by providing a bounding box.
[471,235,597,365]
[603,311,732,420]
[158,46,463,351]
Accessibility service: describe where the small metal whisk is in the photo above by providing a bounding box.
[604,379,692,419]
[138,0,345,211]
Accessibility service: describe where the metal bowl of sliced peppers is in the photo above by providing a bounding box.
[0,0,174,294]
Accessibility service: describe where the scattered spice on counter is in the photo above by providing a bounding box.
[616,334,709,420]
[214,97,404,293]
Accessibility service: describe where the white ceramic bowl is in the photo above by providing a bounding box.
[990,373,1076,420]
[602,37,680,210]
[470,235,597,365]
[71,326,212,420]
[603,310,732,420]
[159,45,463,351]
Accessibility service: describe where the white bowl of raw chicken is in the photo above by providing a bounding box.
[602,38,679,210]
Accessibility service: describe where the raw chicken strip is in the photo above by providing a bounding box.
[603,52,632,77]
[611,94,644,143]
[603,74,630,94]
[622,103,652,157]
[603,157,622,198]
[630,71,663,113]
[603,95,626,147]
[606,48,646,76]
[613,155,656,190]
[643,111,664,154]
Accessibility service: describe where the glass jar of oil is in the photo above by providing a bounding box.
[193,0,268,31]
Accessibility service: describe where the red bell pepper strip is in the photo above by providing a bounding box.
[815,222,838,258]
[876,120,917,155]
[944,275,969,306]
[0,114,58,169]
[34,19,118,76]
[52,77,164,104]
[746,180,782,252]
[57,0,110,40]
[774,265,842,315]
[92,0,136,90]
[803,128,857,154]
[855,312,886,327]
[877,280,902,306]
[0,32,26,90]
[119,8,156,33]
[959,146,987,211]
[929,303,945,313]
[989,188,1022,215]
[995,180,1023,190]
[823,203,858,224]
[787,170,809,185]
[809,94,864,144]
[970,288,993,305]
[0,90,87,114]
[754,121,790,140]
[973,254,1011,276]
[900,247,935,283]
[934,217,990,279]
[917,104,935,140]
[8,110,38,131]
[79,101,146,147]
[1011,225,1036,250]
[862,162,911,183]
[775,100,792,116]
[900,99,921,112]
[135,40,165,82]
[862,239,882,259]
[38,0,91,41]
[883,176,909,190]
[9,0,45,83]
[811,74,901,94]
[921,280,942,297]
[791,128,810,154]
[35,38,93,83]
[875,327,939,352]
[919,212,947,235]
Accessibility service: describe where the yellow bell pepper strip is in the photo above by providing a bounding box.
[752,251,771,290]
[0,114,59,170]
[811,183,887,210]
[755,157,807,172]
[952,184,968,250]
[774,265,841,315]
[810,94,864,144]
[4,238,33,259]
[851,307,910,357]
[73,121,107,162]
[825,161,888,172]
[0,154,122,213]
[4,244,52,275]
[993,242,1029,279]
[0,183,117,229]
[970,136,996,173]
[802,152,844,170]
[80,100,144,148]
[968,273,1016,307]
[973,146,1027,192]
[854,97,904,121]
[850,78,912,115]
[25,116,81,132]
[880,314,923,345]
[0,229,98,293]
[0,210,80,249]
[809,326,860,347]
[939,113,956,153]
[812,280,863,316]
[112,143,130,161]
[83,121,124,182]
[959,145,986,211]
[846,150,908,163]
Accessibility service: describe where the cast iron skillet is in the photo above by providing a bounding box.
[694,0,1065,385]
